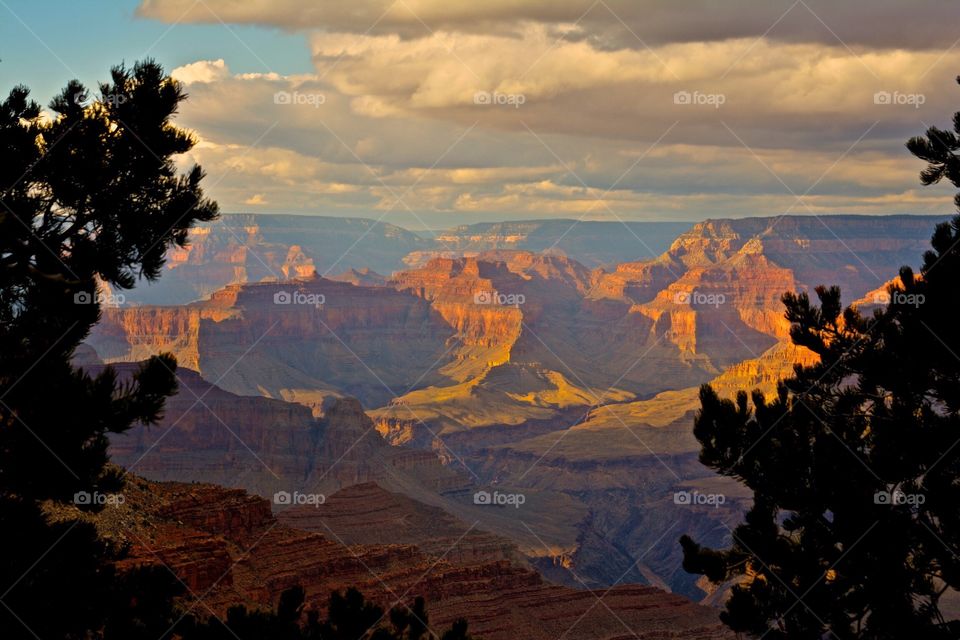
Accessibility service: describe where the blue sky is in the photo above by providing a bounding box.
[3,0,960,227]
[1,0,311,104]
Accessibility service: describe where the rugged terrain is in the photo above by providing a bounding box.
[86,214,948,600]
[102,364,471,500]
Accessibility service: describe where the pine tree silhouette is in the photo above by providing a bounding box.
[0,60,217,639]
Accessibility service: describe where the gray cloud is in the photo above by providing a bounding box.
[138,0,960,51]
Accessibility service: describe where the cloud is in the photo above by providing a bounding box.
[163,54,958,221]
[172,58,230,84]
[305,26,960,152]
[138,0,960,51]
[149,0,960,225]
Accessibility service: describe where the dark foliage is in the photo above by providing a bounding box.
[0,60,217,639]
[178,587,473,640]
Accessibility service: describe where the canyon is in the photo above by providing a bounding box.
[84,214,948,620]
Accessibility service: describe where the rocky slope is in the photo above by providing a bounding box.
[277,482,524,566]
[104,365,471,500]
[93,475,733,640]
